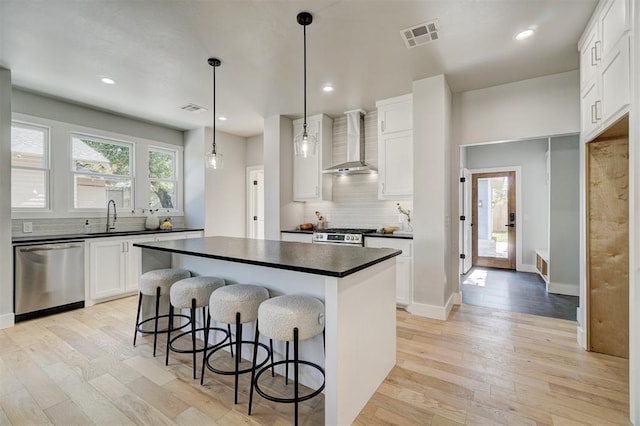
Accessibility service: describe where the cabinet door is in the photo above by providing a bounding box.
[379,130,413,199]
[293,119,322,200]
[601,35,630,127]
[600,0,628,58]
[395,257,412,305]
[579,23,599,88]
[580,79,600,141]
[379,101,412,134]
[90,239,127,299]
[280,232,313,243]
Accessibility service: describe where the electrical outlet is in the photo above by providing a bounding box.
[23,222,33,233]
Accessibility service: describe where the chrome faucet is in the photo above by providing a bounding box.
[106,199,117,232]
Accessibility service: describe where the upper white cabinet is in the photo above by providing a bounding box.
[579,0,631,142]
[293,114,333,201]
[376,94,413,200]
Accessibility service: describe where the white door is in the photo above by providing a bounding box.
[461,168,472,274]
[247,166,265,239]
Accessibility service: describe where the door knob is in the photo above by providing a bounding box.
[505,224,515,227]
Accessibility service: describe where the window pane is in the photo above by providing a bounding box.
[11,169,46,208]
[72,136,130,176]
[150,182,175,209]
[12,125,47,168]
[74,174,131,209]
[149,149,175,179]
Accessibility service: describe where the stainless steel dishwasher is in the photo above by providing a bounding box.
[14,240,85,321]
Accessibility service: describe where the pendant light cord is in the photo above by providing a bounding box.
[212,62,217,155]
[303,21,307,134]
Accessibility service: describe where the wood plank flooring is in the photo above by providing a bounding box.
[0,296,629,425]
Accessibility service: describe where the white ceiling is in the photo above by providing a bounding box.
[0,0,597,137]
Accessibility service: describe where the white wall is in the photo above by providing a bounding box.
[204,129,247,237]
[465,139,549,269]
[12,89,183,146]
[263,115,302,240]
[411,75,452,319]
[184,128,206,229]
[0,68,13,328]
[246,134,263,167]
[454,70,580,145]
[549,135,580,294]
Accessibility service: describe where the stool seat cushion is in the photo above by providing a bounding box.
[139,268,191,296]
[170,276,226,309]
[258,295,325,341]
[209,284,269,324]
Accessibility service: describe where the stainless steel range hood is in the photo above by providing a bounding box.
[323,109,376,175]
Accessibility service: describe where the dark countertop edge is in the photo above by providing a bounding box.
[280,229,314,234]
[364,233,413,240]
[133,242,401,278]
[12,228,204,244]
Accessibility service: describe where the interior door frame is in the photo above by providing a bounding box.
[466,166,523,271]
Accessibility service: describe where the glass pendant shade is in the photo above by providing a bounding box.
[294,126,317,158]
[205,151,224,169]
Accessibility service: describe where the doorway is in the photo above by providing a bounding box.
[471,171,516,270]
[246,166,264,239]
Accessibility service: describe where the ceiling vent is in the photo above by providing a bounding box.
[400,20,440,48]
[181,103,207,113]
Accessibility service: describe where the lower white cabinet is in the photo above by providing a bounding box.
[280,232,313,243]
[87,231,203,304]
[364,237,412,305]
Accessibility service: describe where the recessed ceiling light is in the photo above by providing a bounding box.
[217,115,227,121]
[100,77,116,85]
[322,84,334,92]
[515,29,535,41]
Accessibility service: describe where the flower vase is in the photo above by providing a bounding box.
[145,213,160,230]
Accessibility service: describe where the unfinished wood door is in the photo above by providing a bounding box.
[472,171,516,269]
[587,136,629,358]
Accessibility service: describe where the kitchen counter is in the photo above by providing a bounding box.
[136,236,398,425]
[280,229,314,234]
[133,236,400,278]
[12,228,204,244]
[364,232,413,240]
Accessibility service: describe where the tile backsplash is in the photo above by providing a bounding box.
[12,215,186,237]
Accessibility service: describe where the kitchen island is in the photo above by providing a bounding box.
[133,236,400,425]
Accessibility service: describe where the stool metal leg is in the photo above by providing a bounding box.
[133,292,143,346]
[228,324,234,358]
[165,304,174,366]
[285,341,289,385]
[294,327,299,426]
[153,286,161,357]
[200,311,211,385]
[269,339,275,377]
[234,312,242,405]
[247,320,260,416]
[190,299,197,380]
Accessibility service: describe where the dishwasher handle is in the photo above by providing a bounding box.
[17,242,85,253]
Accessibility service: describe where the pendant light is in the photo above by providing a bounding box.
[294,11,317,158]
[205,57,224,169]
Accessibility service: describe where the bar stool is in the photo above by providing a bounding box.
[166,276,227,379]
[248,295,325,425]
[201,284,271,404]
[133,268,191,356]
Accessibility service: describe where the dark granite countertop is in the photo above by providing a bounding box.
[364,233,413,240]
[133,236,401,278]
[280,229,314,234]
[12,228,204,245]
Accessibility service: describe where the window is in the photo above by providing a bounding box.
[71,134,133,209]
[11,123,50,209]
[149,147,177,210]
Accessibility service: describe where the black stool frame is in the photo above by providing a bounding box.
[248,327,325,426]
[165,298,231,379]
[133,286,190,357]
[201,312,271,404]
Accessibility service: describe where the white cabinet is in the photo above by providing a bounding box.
[293,114,333,201]
[376,95,413,200]
[578,0,630,142]
[280,232,313,243]
[365,236,413,306]
[87,231,202,304]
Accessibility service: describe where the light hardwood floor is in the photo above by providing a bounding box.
[0,296,629,425]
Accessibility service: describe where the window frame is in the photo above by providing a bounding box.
[148,145,180,212]
[69,132,135,211]
[10,120,52,212]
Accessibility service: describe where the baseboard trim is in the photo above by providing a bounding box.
[548,281,579,296]
[408,293,459,321]
[577,324,586,349]
[0,313,15,329]
[518,263,537,274]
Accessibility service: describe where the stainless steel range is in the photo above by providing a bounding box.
[312,228,376,246]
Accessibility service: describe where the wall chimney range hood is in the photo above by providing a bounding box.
[323,109,376,175]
